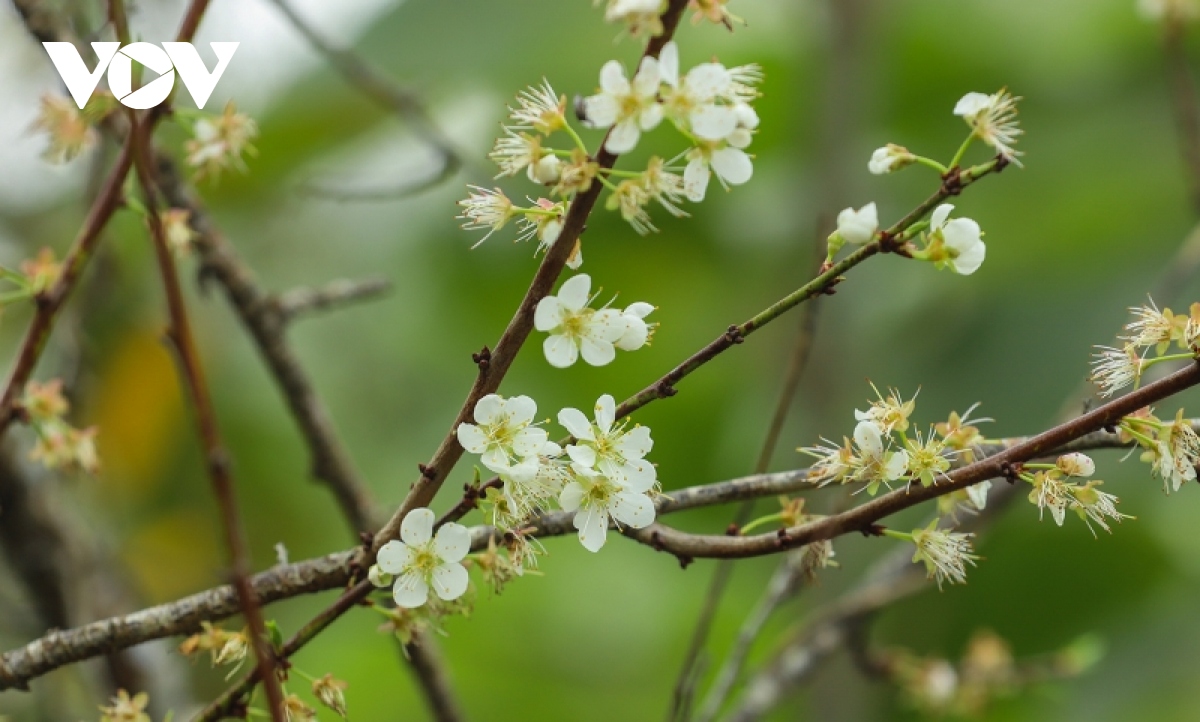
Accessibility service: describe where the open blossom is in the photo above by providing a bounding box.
[1122,301,1176,349]
[1151,413,1200,492]
[31,94,98,164]
[560,462,655,552]
[457,186,517,246]
[659,42,739,141]
[868,144,915,175]
[802,436,854,486]
[608,179,657,235]
[927,204,986,275]
[909,523,978,589]
[99,690,151,722]
[489,129,555,180]
[507,79,567,134]
[855,385,917,434]
[185,101,258,180]
[560,394,655,487]
[1029,471,1073,525]
[1090,344,1143,397]
[1071,481,1130,535]
[534,274,632,367]
[642,156,689,219]
[953,89,1023,165]
[456,394,548,472]
[495,445,571,526]
[834,202,879,246]
[581,57,663,154]
[905,431,952,488]
[375,508,471,608]
[850,420,909,494]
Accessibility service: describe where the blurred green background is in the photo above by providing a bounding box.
[2,0,1200,720]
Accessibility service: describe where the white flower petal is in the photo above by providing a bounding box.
[481,446,510,472]
[506,395,538,426]
[557,274,591,311]
[633,56,661,96]
[401,508,435,546]
[619,459,657,492]
[456,423,488,454]
[434,523,472,563]
[610,491,655,529]
[566,443,597,467]
[580,338,617,366]
[710,147,753,186]
[595,395,617,435]
[683,158,711,202]
[616,425,653,459]
[690,105,738,141]
[534,296,564,331]
[625,301,655,319]
[930,204,954,230]
[558,407,596,441]
[659,41,679,88]
[431,563,469,601]
[577,505,609,552]
[615,317,649,351]
[639,102,664,131]
[950,240,985,276]
[544,334,579,368]
[559,481,586,512]
[853,421,884,458]
[512,426,549,457]
[685,63,731,99]
[587,309,630,343]
[605,119,641,154]
[393,574,429,608]
[582,94,618,129]
[599,60,630,96]
[375,540,411,575]
[473,394,504,425]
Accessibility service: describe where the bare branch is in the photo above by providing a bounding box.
[273,277,393,322]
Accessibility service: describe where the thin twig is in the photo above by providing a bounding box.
[273,277,393,322]
[403,632,467,722]
[125,104,287,720]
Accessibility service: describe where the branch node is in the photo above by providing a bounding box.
[724,325,745,344]
[471,346,492,371]
[417,463,438,480]
[656,381,678,399]
[860,523,886,537]
[1000,461,1022,484]
[940,166,964,196]
[725,523,740,536]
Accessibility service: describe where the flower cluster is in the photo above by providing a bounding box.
[21,379,100,474]
[458,39,762,254]
[826,91,1014,275]
[457,393,658,553]
[801,385,982,498]
[1090,300,1200,397]
[185,101,258,181]
[534,274,655,367]
[1018,453,1130,535]
[1119,408,1200,493]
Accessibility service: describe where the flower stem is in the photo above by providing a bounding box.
[738,512,788,536]
[948,133,976,170]
[913,155,950,174]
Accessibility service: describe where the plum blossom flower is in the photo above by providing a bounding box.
[560,462,655,552]
[953,89,1023,165]
[603,0,666,36]
[457,186,517,246]
[868,144,915,175]
[31,94,98,164]
[534,274,632,367]
[1071,481,1130,535]
[1151,413,1200,492]
[909,523,978,589]
[1090,344,1143,397]
[456,394,548,472]
[185,101,258,180]
[834,202,879,246]
[374,508,471,608]
[560,394,655,487]
[507,79,567,134]
[1028,471,1073,526]
[850,420,909,494]
[927,204,986,275]
[581,57,664,154]
[658,42,739,141]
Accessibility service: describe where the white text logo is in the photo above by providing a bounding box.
[42,42,239,110]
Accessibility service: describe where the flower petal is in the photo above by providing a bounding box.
[580,338,617,366]
[690,105,738,141]
[930,204,953,230]
[710,147,753,186]
[615,317,648,351]
[599,60,630,96]
[456,423,488,454]
[576,505,609,552]
[684,63,731,99]
[586,309,629,343]
[401,508,435,546]
[507,395,538,425]
[544,334,579,368]
[558,407,596,441]
[683,158,711,202]
[393,574,429,608]
[375,540,411,575]
[616,425,653,459]
[950,240,985,276]
[659,41,679,88]
[582,93,618,129]
[605,119,641,154]
[610,491,655,528]
[473,394,504,425]
[434,523,472,563]
[619,459,657,492]
[534,296,564,331]
[566,443,597,467]
[431,563,469,601]
[594,395,616,435]
[557,274,591,311]
[853,421,884,458]
[512,426,549,457]
[559,481,586,512]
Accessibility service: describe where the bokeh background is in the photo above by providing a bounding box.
[1,0,1199,720]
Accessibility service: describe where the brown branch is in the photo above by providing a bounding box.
[403,631,466,722]
[125,107,286,720]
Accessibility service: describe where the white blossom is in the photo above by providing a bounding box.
[1071,481,1130,535]
[375,509,471,608]
[507,79,566,134]
[658,42,739,141]
[534,274,631,367]
[1090,344,1143,397]
[835,203,879,246]
[1056,453,1095,478]
[910,524,978,589]
[457,186,516,246]
[581,57,663,154]
[1152,416,1200,492]
[1122,301,1175,349]
[456,394,548,472]
[850,420,909,493]
[559,462,655,552]
[1029,472,1073,526]
[953,89,1023,165]
[929,204,986,275]
[868,144,914,175]
[559,394,655,487]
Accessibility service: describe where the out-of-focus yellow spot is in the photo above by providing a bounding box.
[121,507,221,602]
[86,328,183,497]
